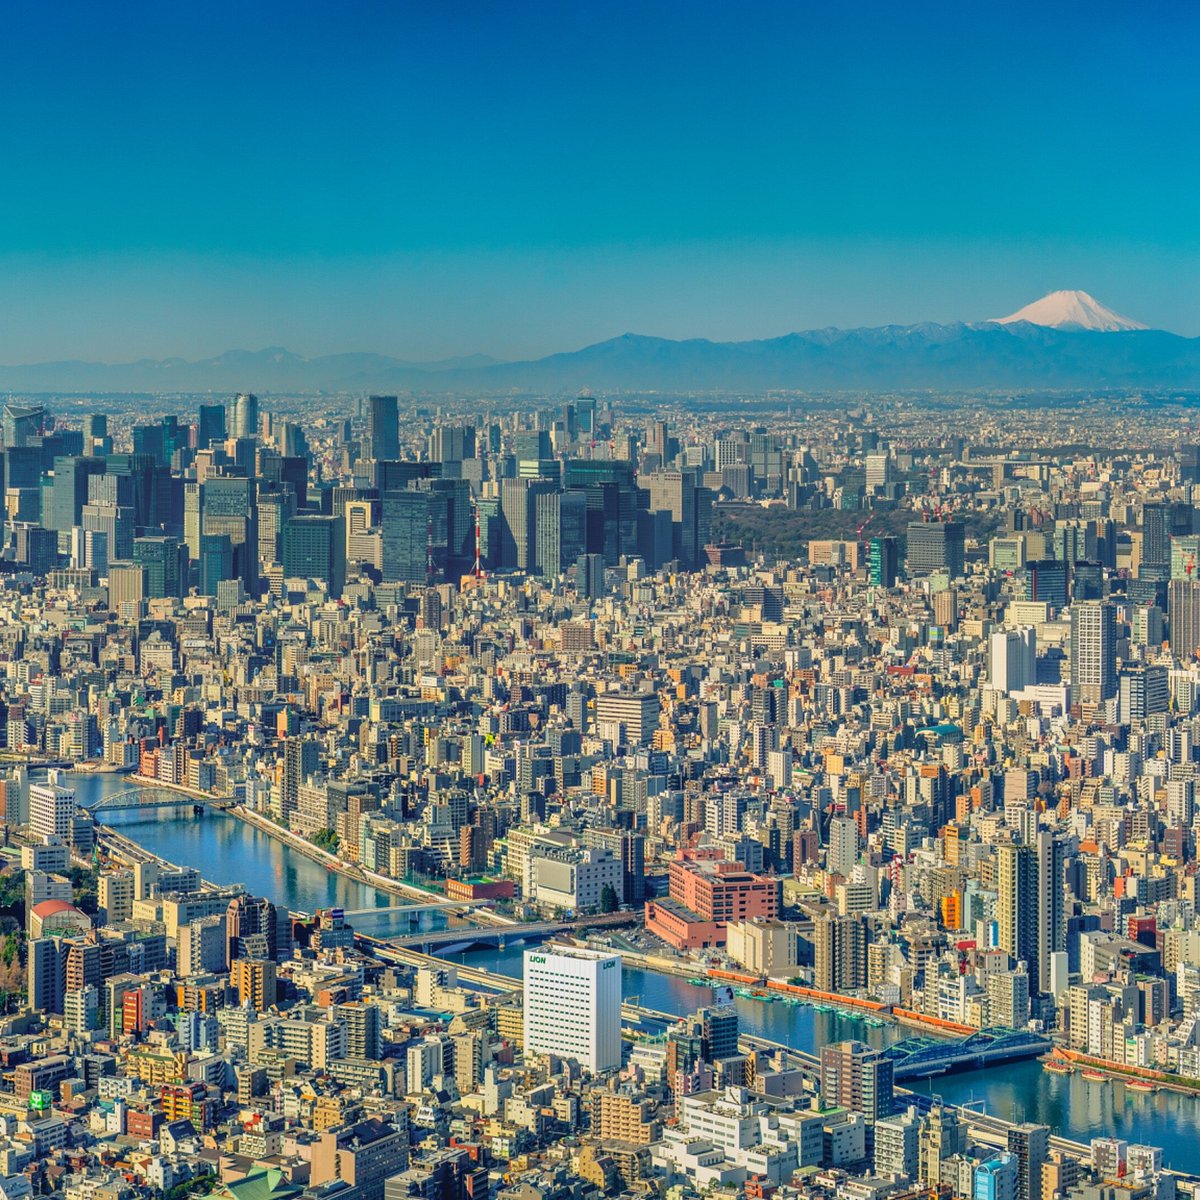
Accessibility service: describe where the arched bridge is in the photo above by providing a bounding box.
[82,786,220,814]
[881,1026,1052,1080]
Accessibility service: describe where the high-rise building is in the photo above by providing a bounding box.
[337,1000,383,1060]
[996,841,1036,979]
[1035,830,1066,996]
[197,404,226,449]
[29,774,76,842]
[523,947,621,1072]
[906,520,965,578]
[132,535,184,599]
[230,957,277,1011]
[1069,601,1116,705]
[990,627,1036,695]
[821,1039,894,1124]
[282,515,346,597]
[367,395,400,462]
[813,912,866,993]
[1141,502,1170,571]
[1006,1123,1049,1200]
[869,536,898,587]
[379,490,428,583]
[1169,578,1200,661]
[576,552,605,601]
[233,393,259,440]
[639,470,712,570]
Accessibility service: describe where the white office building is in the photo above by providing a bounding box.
[29,773,76,842]
[523,946,621,1072]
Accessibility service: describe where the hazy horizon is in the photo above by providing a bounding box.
[2,1,1197,363]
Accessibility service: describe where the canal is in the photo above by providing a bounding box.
[69,772,1200,1166]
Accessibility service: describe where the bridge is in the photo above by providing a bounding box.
[384,919,570,951]
[381,909,640,951]
[82,786,221,814]
[338,900,492,919]
[881,1027,1052,1080]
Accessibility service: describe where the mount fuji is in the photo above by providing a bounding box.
[991,290,1148,333]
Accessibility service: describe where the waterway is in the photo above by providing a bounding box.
[67,772,1200,1167]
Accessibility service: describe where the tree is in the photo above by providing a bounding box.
[599,884,619,914]
[312,829,339,854]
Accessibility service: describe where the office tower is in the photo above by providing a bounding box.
[13,525,58,573]
[133,535,184,599]
[45,456,104,533]
[379,490,429,583]
[576,552,605,600]
[82,499,135,563]
[514,429,551,462]
[430,423,476,464]
[1169,579,1200,661]
[990,627,1036,695]
[1035,831,1066,995]
[200,475,258,594]
[594,691,659,746]
[1069,601,1115,705]
[1006,1123,1049,1200]
[640,470,712,570]
[233,393,259,440]
[198,534,234,595]
[107,562,148,613]
[499,477,556,572]
[197,404,226,449]
[1119,664,1169,722]
[906,520,965,578]
[414,477,474,578]
[1024,559,1069,611]
[2,402,44,448]
[178,916,228,976]
[996,841,1037,978]
[523,947,621,1072]
[1142,502,1170,571]
[29,774,76,841]
[534,488,586,578]
[367,395,400,462]
[869,536,898,587]
[282,514,346,597]
[81,414,105,450]
[821,1040,894,1124]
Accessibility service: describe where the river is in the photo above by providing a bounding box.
[69,772,1200,1167]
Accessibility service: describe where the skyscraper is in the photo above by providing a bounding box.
[1035,829,1066,995]
[367,395,399,462]
[232,393,259,440]
[869,536,898,587]
[282,515,346,597]
[1069,601,1116,706]
[906,520,965,578]
[996,841,1036,981]
[1169,579,1200,661]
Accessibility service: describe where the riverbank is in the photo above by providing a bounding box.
[1056,1048,1200,1096]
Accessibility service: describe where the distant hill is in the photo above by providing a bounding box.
[2,295,1197,394]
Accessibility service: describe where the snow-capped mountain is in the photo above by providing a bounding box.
[991,289,1147,332]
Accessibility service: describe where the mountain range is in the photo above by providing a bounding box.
[2,292,1197,395]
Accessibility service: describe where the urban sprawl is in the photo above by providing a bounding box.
[1,389,1199,1200]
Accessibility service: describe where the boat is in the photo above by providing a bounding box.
[813,1003,833,1012]
[1126,1079,1156,1093]
[687,978,708,987]
[1043,1059,1072,1076]
[864,1016,886,1028]
[1081,1069,1108,1083]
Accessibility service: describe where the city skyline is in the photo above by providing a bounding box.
[1,2,1197,362]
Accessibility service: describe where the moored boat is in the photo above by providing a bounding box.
[1081,1069,1108,1083]
[1043,1059,1072,1076]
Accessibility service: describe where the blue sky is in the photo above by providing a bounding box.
[1,1,1196,361]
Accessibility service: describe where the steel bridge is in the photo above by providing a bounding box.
[881,1026,1052,1080]
[82,786,217,814]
